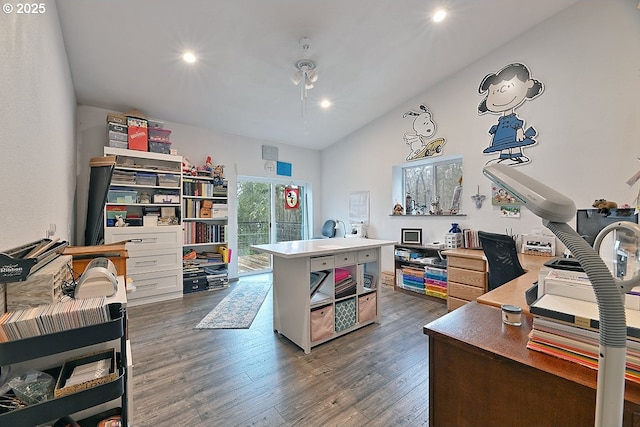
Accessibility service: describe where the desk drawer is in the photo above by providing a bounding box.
[127,248,181,274]
[335,252,356,267]
[448,281,485,301]
[448,267,486,288]
[447,296,468,311]
[357,249,377,263]
[129,268,181,300]
[106,227,181,249]
[448,256,485,272]
[310,256,335,271]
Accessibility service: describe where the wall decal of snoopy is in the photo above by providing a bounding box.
[402,104,446,161]
[478,63,544,166]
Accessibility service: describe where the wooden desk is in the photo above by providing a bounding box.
[423,301,640,427]
[476,250,549,314]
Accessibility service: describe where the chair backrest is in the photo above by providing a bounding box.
[321,220,337,238]
[478,230,526,291]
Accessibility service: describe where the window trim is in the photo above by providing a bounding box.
[391,154,463,216]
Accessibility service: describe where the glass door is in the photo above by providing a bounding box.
[237,178,309,275]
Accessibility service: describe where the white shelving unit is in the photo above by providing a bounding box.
[182,175,229,293]
[103,147,183,306]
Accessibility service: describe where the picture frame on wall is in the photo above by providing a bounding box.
[401,228,422,245]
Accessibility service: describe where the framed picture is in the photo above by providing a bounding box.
[401,228,422,245]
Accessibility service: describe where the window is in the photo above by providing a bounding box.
[392,155,463,215]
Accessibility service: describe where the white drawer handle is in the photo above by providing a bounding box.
[131,238,158,244]
[137,282,158,289]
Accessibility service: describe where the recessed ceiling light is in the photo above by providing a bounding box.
[320,99,332,109]
[433,8,447,23]
[182,52,197,63]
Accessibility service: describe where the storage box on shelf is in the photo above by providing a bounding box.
[103,147,182,228]
[5,255,72,311]
[393,244,447,301]
[182,175,229,293]
[103,147,183,306]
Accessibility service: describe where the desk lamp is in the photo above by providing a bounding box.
[484,163,640,427]
[335,220,347,238]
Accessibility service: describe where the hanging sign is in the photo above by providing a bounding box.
[285,187,299,210]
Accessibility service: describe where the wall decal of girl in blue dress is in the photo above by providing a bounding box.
[478,63,544,165]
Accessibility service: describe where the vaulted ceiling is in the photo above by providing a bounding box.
[56,0,580,150]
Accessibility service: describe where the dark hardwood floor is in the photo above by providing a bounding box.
[127,274,447,427]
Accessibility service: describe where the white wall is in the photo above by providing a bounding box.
[0,2,76,249]
[75,105,323,278]
[321,0,640,272]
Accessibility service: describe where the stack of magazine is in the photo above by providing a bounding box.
[310,270,329,301]
[527,269,640,383]
[0,297,110,342]
[334,268,356,299]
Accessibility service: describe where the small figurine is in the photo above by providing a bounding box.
[197,156,214,176]
[393,201,404,215]
[212,164,225,186]
[115,215,128,227]
[182,157,196,176]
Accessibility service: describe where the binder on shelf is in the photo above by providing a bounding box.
[217,246,231,263]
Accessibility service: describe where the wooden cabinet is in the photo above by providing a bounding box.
[443,249,487,311]
[424,302,640,427]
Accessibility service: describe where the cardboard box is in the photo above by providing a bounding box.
[127,117,148,151]
[200,207,211,218]
[106,112,126,125]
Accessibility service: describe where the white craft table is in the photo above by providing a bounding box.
[252,238,395,353]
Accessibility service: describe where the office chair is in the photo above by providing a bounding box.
[311,220,336,239]
[478,230,526,291]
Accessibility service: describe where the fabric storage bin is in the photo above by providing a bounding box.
[310,304,334,342]
[358,292,377,323]
[335,297,356,332]
[157,173,180,187]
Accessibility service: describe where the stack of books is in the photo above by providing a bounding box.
[527,290,640,384]
[527,316,640,383]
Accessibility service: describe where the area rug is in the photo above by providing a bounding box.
[195,281,271,329]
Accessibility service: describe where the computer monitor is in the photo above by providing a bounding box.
[576,208,638,246]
